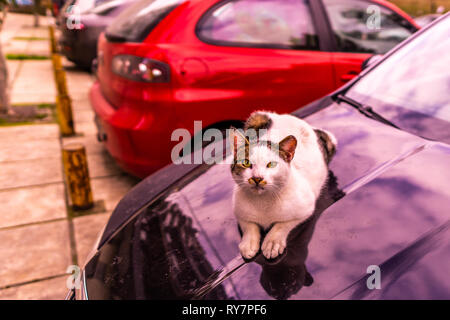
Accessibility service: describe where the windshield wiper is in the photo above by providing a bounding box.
[334,94,400,129]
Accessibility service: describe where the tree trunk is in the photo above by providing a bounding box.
[34,0,40,27]
[0,5,11,115]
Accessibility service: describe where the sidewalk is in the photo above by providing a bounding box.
[0,13,138,299]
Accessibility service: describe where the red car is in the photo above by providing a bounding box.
[91,0,418,178]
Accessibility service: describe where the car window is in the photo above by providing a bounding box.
[323,0,415,54]
[89,0,126,15]
[197,0,319,50]
[77,0,98,13]
[346,16,450,143]
[105,0,185,42]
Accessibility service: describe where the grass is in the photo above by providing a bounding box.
[12,36,48,41]
[5,53,49,60]
[0,103,56,127]
[37,103,57,109]
[0,118,33,127]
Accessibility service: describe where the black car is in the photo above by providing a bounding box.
[59,0,138,69]
[71,13,450,300]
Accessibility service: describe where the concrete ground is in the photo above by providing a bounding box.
[0,13,139,299]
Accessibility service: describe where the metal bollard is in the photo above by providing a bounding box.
[62,143,94,210]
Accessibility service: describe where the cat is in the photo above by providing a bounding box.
[230,111,337,260]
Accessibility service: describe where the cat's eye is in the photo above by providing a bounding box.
[267,161,278,168]
[240,159,252,168]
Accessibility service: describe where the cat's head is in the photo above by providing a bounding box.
[230,128,297,195]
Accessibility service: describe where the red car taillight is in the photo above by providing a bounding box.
[111,55,170,83]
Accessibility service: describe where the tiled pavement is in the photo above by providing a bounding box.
[0,14,139,299]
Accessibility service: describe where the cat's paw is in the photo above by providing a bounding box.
[239,237,260,260]
[261,232,286,259]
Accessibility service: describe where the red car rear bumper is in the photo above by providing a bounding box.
[90,82,169,178]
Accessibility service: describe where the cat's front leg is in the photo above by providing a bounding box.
[238,219,261,259]
[261,219,302,259]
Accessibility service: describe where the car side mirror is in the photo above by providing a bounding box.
[361,54,383,70]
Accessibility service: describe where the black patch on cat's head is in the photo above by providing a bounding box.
[314,129,336,165]
[245,112,273,131]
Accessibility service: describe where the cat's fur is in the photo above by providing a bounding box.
[230,111,337,259]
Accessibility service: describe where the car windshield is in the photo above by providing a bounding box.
[345,15,450,143]
[88,0,126,15]
[105,0,185,42]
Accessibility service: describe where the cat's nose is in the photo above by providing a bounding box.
[249,177,264,185]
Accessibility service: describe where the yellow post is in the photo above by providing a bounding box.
[52,53,63,73]
[55,68,69,96]
[48,25,58,54]
[51,53,75,136]
[62,143,94,210]
[56,93,75,136]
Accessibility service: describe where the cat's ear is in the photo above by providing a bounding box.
[229,127,248,158]
[278,135,297,162]
[314,129,337,164]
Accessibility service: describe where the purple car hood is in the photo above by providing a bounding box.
[86,102,450,300]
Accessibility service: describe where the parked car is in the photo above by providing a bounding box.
[57,0,111,26]
[73,13,450,300]
[51,0,66,17]
[91,0,419,178]
[59,0,138,69]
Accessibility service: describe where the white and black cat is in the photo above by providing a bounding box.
[230,111,337,260]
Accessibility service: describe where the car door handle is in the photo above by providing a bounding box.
[340,71,359,82]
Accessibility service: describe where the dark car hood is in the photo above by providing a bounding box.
[86,102,450,299]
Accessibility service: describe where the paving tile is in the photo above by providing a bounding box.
[86,152,124,178]
[0,124,59,142]
[91,175,139,212]
[0,157,63,190]
[65,71,95,95]
[71,97,94,111]
[0,183,66,229]
[15,27,49,39]
[11,93,56,105]
[4,40,28,55]
[0,136,61,162]
[6,60,21,85]
[0,220,72,288]
[73,108,95,124]
[28,27,50,39]
[0,276,67,300]
[11,60,56,105]
[75,121,97,136]
[27,40,50,56]
[73,213,111,268]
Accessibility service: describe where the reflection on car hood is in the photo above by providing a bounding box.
[86,102,450,299]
